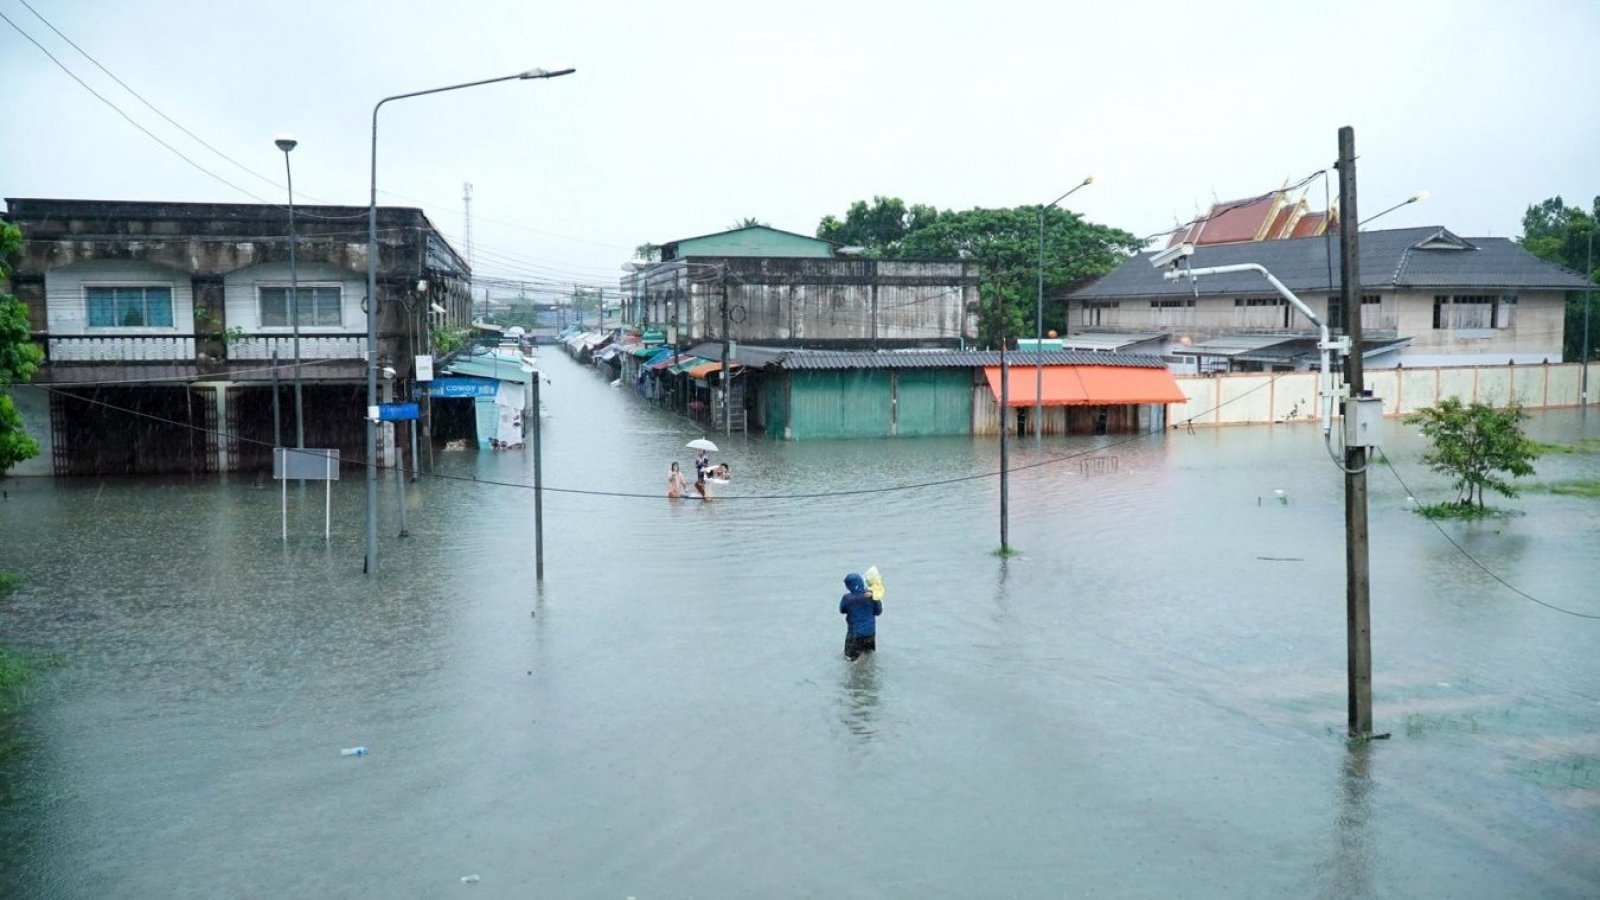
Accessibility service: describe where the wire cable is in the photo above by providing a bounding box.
[1379,453,1600,620]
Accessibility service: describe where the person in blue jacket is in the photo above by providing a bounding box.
[839,572,882,660]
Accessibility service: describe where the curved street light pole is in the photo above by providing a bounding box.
[365,66,575,575]
[1035,176,1093,444]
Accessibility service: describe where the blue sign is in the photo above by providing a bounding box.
[420,377,500,398]
[378,402,420,422]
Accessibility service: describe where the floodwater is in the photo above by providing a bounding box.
[2,352,1598,899]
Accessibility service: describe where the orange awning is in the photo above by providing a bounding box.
[685,361,743,379]
[982,365,1187,407]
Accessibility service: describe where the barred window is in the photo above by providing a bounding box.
[259,285,343,327]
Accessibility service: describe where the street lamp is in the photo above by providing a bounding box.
[1035,176,1093,443]
[1357,190,1428,228]
[275,133,305,454]
[365,65,575,575]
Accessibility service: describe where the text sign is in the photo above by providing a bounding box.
[273,448,341,481]
[378,402,420,422]
[422,377,500,398]
[415,354,435,381]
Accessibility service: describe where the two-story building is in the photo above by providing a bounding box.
[1067,226,1589,374]
[621,225,979,350]
[3,198,471,476]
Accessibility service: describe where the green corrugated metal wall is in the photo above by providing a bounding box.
[891,369,972,436]
[788,370,892,439]
[762,375,790,439]
[775,368,973,440]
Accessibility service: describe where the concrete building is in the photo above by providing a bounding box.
[621,225,979,350]
[3,198,471,476]
[1068,226,1590,373]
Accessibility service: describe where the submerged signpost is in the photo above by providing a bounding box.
[273,447,340,541]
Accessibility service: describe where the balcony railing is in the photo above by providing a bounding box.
[228,334,369,361]
[37,332,369,363]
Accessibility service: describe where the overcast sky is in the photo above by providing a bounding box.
[3,0,1597,300]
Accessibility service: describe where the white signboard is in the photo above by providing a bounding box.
[415,354,435,381]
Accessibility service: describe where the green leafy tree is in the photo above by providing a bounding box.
[816,196,940,256]
[889,205,1140,346]
[730,217,769,230]
[1404,397,1540,511]
[818,199,1139,345]
[1,221,44,475]
[633,242,661,263]
[1518,195,1599,361]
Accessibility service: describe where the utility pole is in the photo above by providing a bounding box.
[532,371,544,580]
[1583,229,1593,412]
[720,271,731,434]
[1337,125,1373,739]
[999,319,1011,553]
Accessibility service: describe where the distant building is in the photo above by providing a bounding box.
[621,225,978,350]
[1069,226,1589,372]
[1167,188,1338,248]
[3,198,470,476]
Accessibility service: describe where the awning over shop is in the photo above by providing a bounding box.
[669,356,713,374]
[650,352,691,371]
[685,361,743,379]
[627,344,660,358]
[982,365,1187,406]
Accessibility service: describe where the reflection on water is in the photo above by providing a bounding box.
[1,352,1598,897]
[1318,743,1374,900]
[838,655,882,743]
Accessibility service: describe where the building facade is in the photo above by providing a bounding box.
[1069,226,1588,373]
[3,198,471,476]
[622,225,979,350]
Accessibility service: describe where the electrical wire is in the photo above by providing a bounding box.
[1378,453,1600,620]
[21,366,1284,501]
[0,8,274,204]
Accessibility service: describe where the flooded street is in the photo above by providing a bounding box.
[2,351,1598,898]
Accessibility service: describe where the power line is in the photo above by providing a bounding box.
[1378,453,1600,620]
[0,8,274,204]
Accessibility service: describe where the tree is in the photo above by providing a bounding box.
[633,242,661,263]
[1518,195,1598,361]
[816,196,940,255]
[817,199,1140,345]
[1,221,44,475]
[730,217,769,230]
[1404,397,1540,511]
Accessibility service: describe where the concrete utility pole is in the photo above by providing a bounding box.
[532,371,544,580]
[720,272,732,434]
[999,323,1011,553]
[1337,125,1373,739]
[1583,229,1593,411]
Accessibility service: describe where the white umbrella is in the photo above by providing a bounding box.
[686,438,719,452]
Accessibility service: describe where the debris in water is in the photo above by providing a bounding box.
[461,874,480,884]
[340,746,368,757]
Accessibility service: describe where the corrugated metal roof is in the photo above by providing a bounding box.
[771,349,1168,370]
[682,341,1168,370]
[1076,226,1591,299]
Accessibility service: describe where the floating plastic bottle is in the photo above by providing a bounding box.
[340,746,368,757]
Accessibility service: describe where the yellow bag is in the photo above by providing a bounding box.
[864,565,885,602]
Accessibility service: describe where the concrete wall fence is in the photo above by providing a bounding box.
[1171,362,1592,427]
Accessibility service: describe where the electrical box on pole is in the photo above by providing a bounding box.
[1344,396,1384,449]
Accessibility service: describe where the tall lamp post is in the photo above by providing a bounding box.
[275,133,305,453]
[1035,176,1093,444]
[365,65,575,575]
